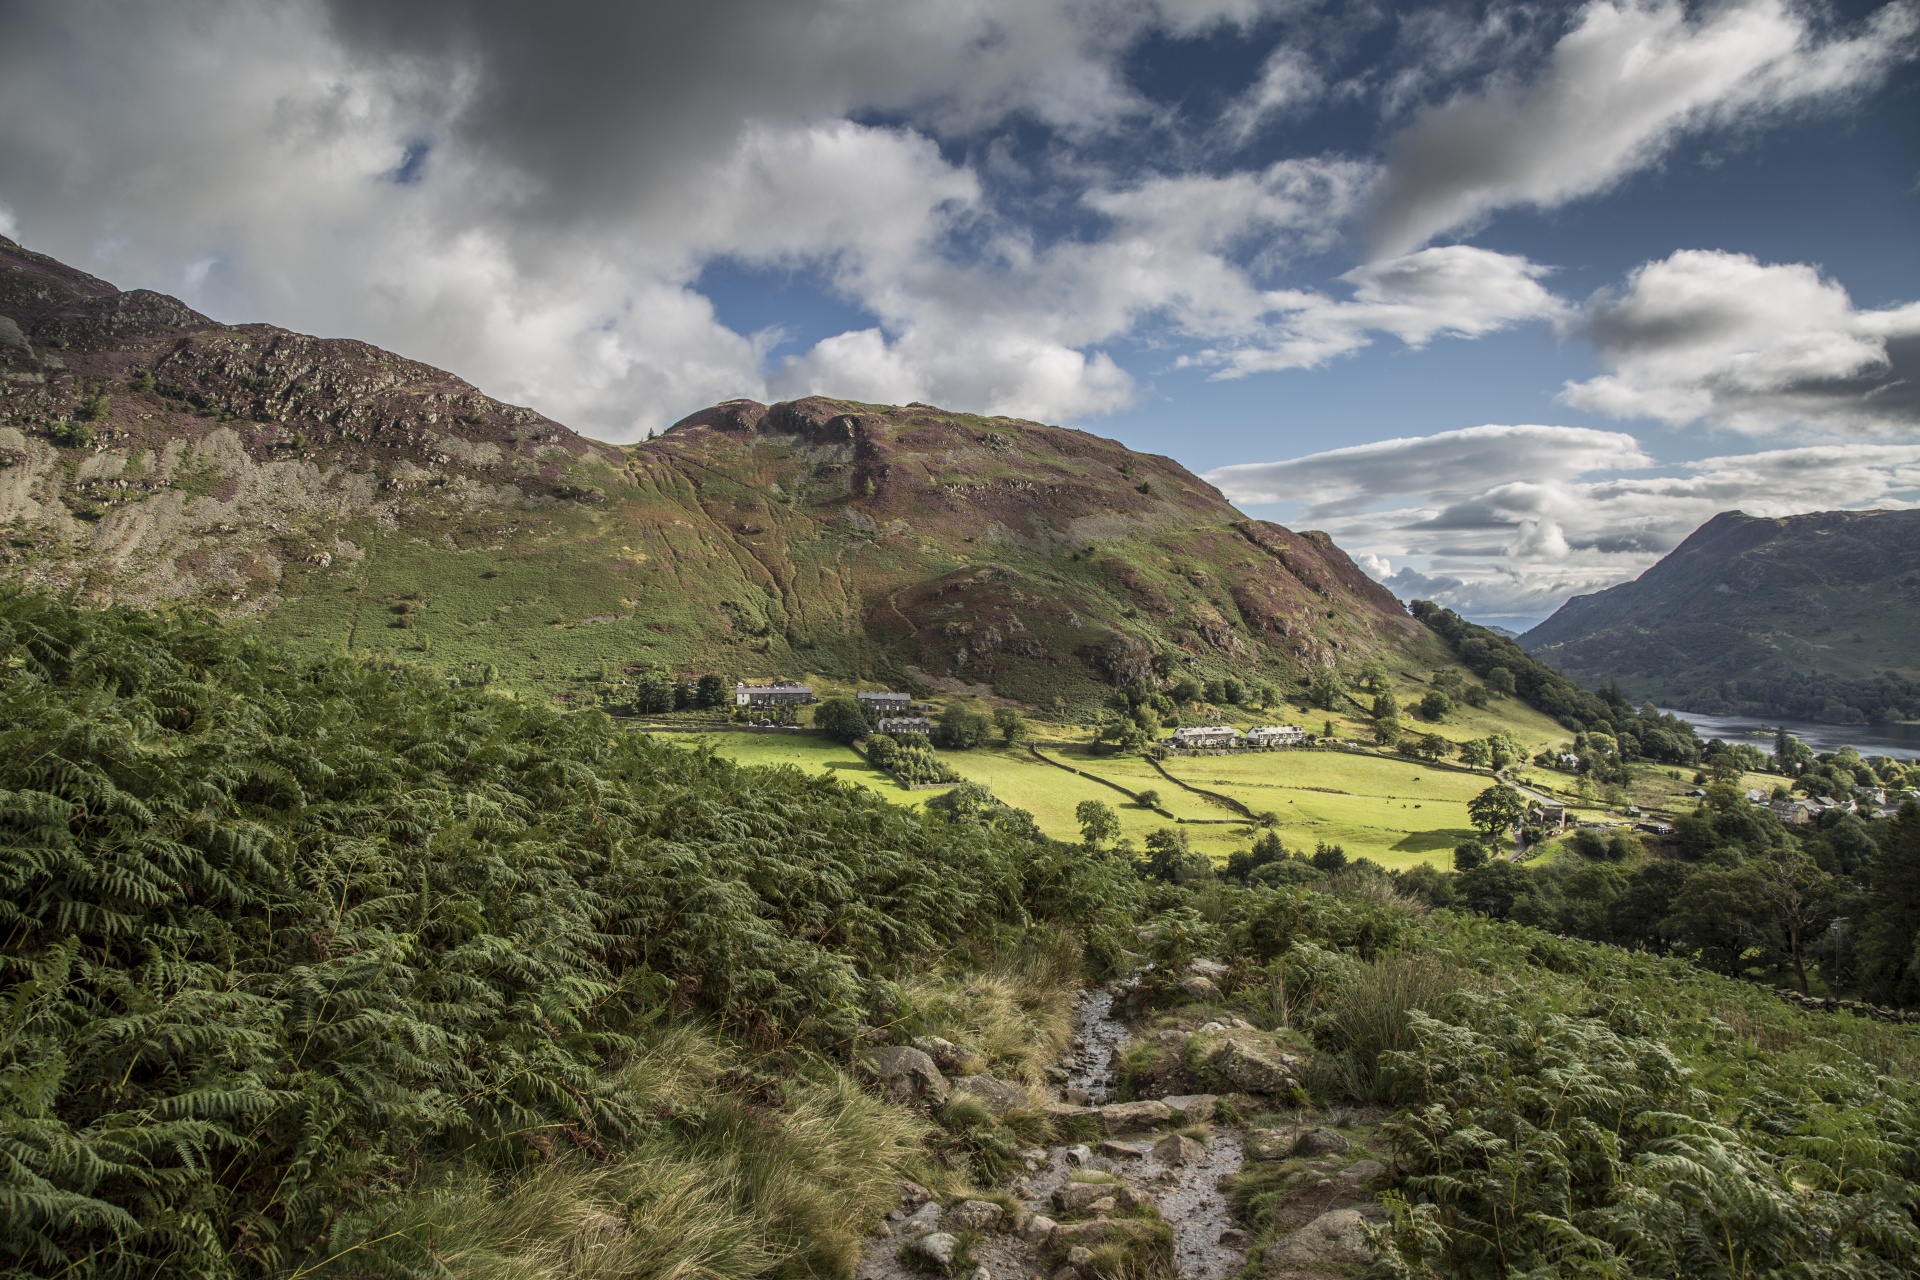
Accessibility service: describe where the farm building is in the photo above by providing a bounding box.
[1167,725,1243,751]
[735,681,816,708]
[876,716,932,736]
[858,690,913,714]
[1245,725,1306,747]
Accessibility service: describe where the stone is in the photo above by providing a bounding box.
[1197,1021,1225,1035]
[1066,1247,1095,1267]
[1049,1268,1079,1280]
[1151,1133,1207,1166]
[968,1268,990,1280]
[1219,1227,1249,1248]
[1098,1099,1173,1132]
[1177,974,1224,1002]
[953,1074,1031,1116]
[1019,1214,1058,1244]
[1086,1196,1117,1215]
[911,1231,960,1271]
[1340,1158,1388,1185]
[1050,1219,1162,1249]
[912,1035,968,1073]
[1263,1208,1374,1266]
[901,1180,933,1207]
[1209,1040,1295,1096]
[863,1047,950,1107]
[1044,1102,1094,1123]
[1189,958,1230,980]
[1160,1093,1217,1122]
[1046,1065,1069,1082]
[1292,1126,1352,1157]
[1054,1182,1121,1213]
[875,1222,893,1238]
[948,1200,1004,1232]
[1098,1139,1149,1159]
[1063,1087,1092,1106]
[900,1202,944,1239]
[1245,1128,1292,1161]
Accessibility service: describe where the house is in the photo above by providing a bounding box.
[1856,786,1888,806]
[1744,788,1769,805]
[1558,752,1581,770]
[1530,804,1569,832]
[1773,799,1818,826]
[858,690,913,715]
[1246,724,1306,748]
[876,716,932,736]
[1636,821,1676,836]
[735,680,815,708]
[1167,725,1243,750]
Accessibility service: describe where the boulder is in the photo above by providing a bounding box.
[1209,1040,1296,1096]
[1097,1139,1149,1160]
[1263,1209,1374,1266]
[1054,1181,1121,1213]
[911,1231,960,1271]
[952,1074,1031,1116]
[1020,1214,1059,1244]
[1218,1226,1249,1248]
[1050,1219,1163,1250]
[1043,1102,1094,1123]
[1189,958,1230,980]
[862,1047,950,1107]
[1098,1099,1173,1132]
[912,1035,969,1073]
[1292,1126,1352,1157]
[900,1202,944,1239]
[901,1180,933,1207]
[1340,1158,1388,1185]
[947,1200,1004,1232]
[1245,1128,1293,1161]
[968,1268,990,1280]
[1151,1133,1207,1166]
[1061,1143,1094,1166]
[1063,1087,1092,1106]
[1161,1093,1217,1122]
[1177,974,1224,1002]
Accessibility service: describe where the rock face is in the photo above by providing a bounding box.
[952,1075,1031,1116]
[1210,1040,1297,1096]
[1264,1209,1374,1266]
[863,1047,950,1107]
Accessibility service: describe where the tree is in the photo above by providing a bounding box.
[1372,690,1400,721]
[1758,851,1836,994]
[993,706,1028,745]
[1454,840,1489,871]
[1076,799,1120,849]
[1308,668,1347,711]
[1458,738,1494,770]
[1467,784,1528,844]
[1415,733,1451,762]
[695,673,730,708]
[1138,827,1192,882]
[1358,658,1390,693]
[1418,690,1454,721]
[1661,866,1775,977]
[1135,788,1163,811]
[1456,860,1527,919]
[1485,666,1516,697]
[1859,802,1920,1005]
[814,696,871,744]
[1372,718,1401,748]
[1170,676,1203,704]
[1220,676,1247,705]
[1310,841,1348,872]
[933,701,993,749]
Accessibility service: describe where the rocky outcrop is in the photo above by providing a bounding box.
[861,1046,950,1107]
[1264,1208,1375,1267]
[952,1074,1031,1116]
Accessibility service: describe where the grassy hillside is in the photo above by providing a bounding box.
[5,593,1920,1280]
[0,235,1444,713]
[1523,509,1920,723]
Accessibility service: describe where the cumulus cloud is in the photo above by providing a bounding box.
[1372,0,1919,255]
[1213,426,1920,620]
[1562,249,1920,433]
[1221,45,1325,140]
[1196,245,1567,375]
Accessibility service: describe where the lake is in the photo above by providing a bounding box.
[1663,708,1920,761]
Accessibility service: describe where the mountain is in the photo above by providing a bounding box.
[0,235,1439,708]
[1522,509,1920,724]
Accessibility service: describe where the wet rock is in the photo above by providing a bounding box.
[1178,974,1224,1002]
[1209,1040,1295,1096]
[1264,1208,1374,1266]
[1245,1128,1292,1161]
[862,1047,950,1107]
[1219,1227,1249,1248]
[911,1231,960,1270]
[1020,1214,1058,1244]
[1063,1087,1092,1106]
[953,1074,1031,1116]
[1151,1133,1207,1166]
[1061,1143,1094,1166]
[1161,1093,1217,1122]
[948,1200,1004,1232]
[1340,1158,1387,1185]
[1046,1065,1070,1082]
[1044,1102,1094,1123]
[1098,1099,1173,1131]
[1292,1126,1351,1157]
[1098,1139,1149,1159]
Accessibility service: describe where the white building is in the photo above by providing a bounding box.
[1246,725,1306,748]
[735,681,815,708]
[1168,725,1243,750]
[876,716,932,736]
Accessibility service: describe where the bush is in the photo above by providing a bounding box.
[933,701,993,749]
[815,695,871,743]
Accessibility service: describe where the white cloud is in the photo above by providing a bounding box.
[1372,0,1919,255]
[1221,45,1324,140]
[1563,249,1920,433]
[1196,245,1567,375]
[1213,425,1920,619]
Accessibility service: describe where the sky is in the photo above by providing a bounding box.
[1,0,1917,630]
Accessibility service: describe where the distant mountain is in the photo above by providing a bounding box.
[1522,510,1920,724]
[0,235,1443,707]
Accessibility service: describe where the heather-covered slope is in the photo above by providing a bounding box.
[1523,509,1920,723]
[0,236,1439,708]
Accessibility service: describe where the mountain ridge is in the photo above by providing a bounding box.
[1522,508,1920,723]
[0,235,1439,706]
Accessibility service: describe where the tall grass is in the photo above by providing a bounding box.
[898,929,1081,1086]
[1309,951,1470,1102]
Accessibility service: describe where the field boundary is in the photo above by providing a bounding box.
[1025,744,1178,819]
[1149,756,1257,819]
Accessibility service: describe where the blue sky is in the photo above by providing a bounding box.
[2,0,1917,627]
